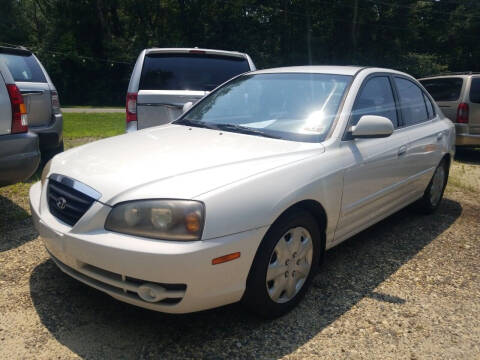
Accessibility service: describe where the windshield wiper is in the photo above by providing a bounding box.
[214,123,283,139]
[176,119,282,139]
[175,118,220,130]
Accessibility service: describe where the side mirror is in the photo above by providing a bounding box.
[351,115,394,139]
[182,101,193,113]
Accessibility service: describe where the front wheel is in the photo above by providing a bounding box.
[242,210,321,318]
[415,159,448,214]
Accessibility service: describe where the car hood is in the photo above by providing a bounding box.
[49,124,324,205]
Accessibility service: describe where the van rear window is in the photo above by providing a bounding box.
[470,78,480,104]
[419,78,463,102]
[0,54,47,83]
[139,53,250,91]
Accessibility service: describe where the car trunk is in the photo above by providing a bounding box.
[137,90,206,130]
[17,82,52,128]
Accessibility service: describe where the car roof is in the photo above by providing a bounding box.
[144,47,249,59]
[250,65,410,77]
[419,72,480,81]
[0,45,32,56]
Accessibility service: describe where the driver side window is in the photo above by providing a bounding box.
[351,76,398,128]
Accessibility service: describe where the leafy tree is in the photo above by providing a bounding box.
[2,0,479,105]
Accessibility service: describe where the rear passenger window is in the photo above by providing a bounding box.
[394,77,428,126]
[351,76,398,128]
[423,93,435,119]
[470,78,480,104]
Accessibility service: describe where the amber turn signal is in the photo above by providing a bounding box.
[185,212,201,233]
[212,252,241,265]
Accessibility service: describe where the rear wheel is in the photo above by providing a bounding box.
[242,210,321,318]
[415,159,448,214]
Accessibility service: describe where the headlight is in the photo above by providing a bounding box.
[105,200,205,241]
[41,159,52,187]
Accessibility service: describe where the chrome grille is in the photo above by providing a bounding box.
[47,175,98,226]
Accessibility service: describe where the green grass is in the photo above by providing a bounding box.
[63,112,124,139]
[62,105,123,109]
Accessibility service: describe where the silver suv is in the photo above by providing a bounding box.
[126,48,255,132]
[0,60,40,186]
[0,46,63,159]
[419,72,480,147]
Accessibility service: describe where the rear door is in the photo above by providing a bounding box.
[137,52,251,130]
[0,52,52,128]
[394,77,443,194]
[419,77,464,121]
[468,77,480,134]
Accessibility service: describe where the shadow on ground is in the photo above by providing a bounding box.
[455,147,480,165]
[0,195,37,252]
[29,199,462,359]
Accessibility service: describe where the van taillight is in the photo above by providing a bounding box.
[456,103,469,123]
[6,84,28,134]
[126,92,137,123]
[51,90,61,114]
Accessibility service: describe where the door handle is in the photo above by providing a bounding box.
[20,90,45,96]
[398,145,407,157]
[436,132,444,141]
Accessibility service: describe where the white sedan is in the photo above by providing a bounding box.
[30,66,455,318]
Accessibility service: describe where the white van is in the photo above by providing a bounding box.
[125,48,255,132]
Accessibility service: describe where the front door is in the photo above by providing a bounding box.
[335,75,409,243]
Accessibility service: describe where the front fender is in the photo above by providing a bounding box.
[197,150,345,245]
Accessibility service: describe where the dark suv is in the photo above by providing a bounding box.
[0,46,63,159]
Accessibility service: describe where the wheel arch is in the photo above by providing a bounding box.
[242,199,328,305]
[264,199,328,263]
[442,152,451,172]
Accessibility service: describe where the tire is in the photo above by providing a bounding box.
[415,158,448,214]
[242,210,322,319]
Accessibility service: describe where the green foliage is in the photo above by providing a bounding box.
[2,0,479,105]
[399,53,449,78]
[63,113,124,139]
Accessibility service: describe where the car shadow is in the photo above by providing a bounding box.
[0,195,38,252]
[29,198,462,359]
[455,147,480,165]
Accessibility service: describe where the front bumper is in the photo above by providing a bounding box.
[29,181,266,313]
[0,132,40,186]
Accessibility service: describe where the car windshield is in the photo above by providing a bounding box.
[139,53,251,91]
[175,73,352,142]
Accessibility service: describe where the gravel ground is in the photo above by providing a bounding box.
[0,143,479,359]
